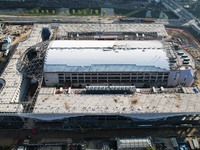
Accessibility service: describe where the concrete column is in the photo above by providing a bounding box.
[70,73,72,83]
[162,73,165,82]
[90,73,92,83]
[156,73,158,82]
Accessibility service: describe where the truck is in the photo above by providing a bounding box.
[1,36,11,56]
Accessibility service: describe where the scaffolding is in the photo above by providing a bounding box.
[85,86,136,94]
[57,23,168,39]
[17,41,49,81]
[0,24,48,113]
[17,41,49,112]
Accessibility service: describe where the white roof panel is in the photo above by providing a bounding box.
[45,40,170,71]
[48,40,116,48]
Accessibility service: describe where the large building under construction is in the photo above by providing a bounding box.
[42,23,194,88]
[0,23,199,131]
[44,40,194,88]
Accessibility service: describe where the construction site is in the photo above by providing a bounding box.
[1,0,200,149]
[0,21,199,125]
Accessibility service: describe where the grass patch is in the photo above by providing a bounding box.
[114,8,145,17]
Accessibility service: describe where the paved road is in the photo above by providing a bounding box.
[0,15,196,28]
[162,0,200,33]
[163,0,195,21]
[0,15,117,24]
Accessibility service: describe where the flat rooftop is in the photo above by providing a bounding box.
[45,40,170,72]
[58,23,168,37]
[33,87,200,114]
[0,24,48,113]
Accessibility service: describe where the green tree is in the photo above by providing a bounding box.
[41,10,44,14]
[72,9,76,15]
[102,10,106,16]
[52,10,56,15]
[95,10,99,15]
[46,10,49,14]
[31,10,34,14]
[78,10,82,15]
[66,10,69,15]
[36,9,39,14]
[90,9,93,15]
[83,10,87,15]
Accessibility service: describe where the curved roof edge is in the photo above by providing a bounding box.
[0,112,199,121]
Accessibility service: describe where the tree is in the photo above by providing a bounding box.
[78,10,82,15]
[66,10,69,15]
[31,10,34,14]
[41,10,44,14]
[72,9,76,15]
[83,10,87,15]
[95,10,99,15]
[90,9,93,15]
[35,9,39,14]
[102,10,106,16]
[52,10,56,15]
[46,10,49,14]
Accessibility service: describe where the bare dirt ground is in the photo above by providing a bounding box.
[0,24,32,45]
[166,28,200,49]
[166,28,200,89]
[0,24,32,63]
[0,24,32,76]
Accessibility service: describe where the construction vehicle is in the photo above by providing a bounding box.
[1,36,11,56]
